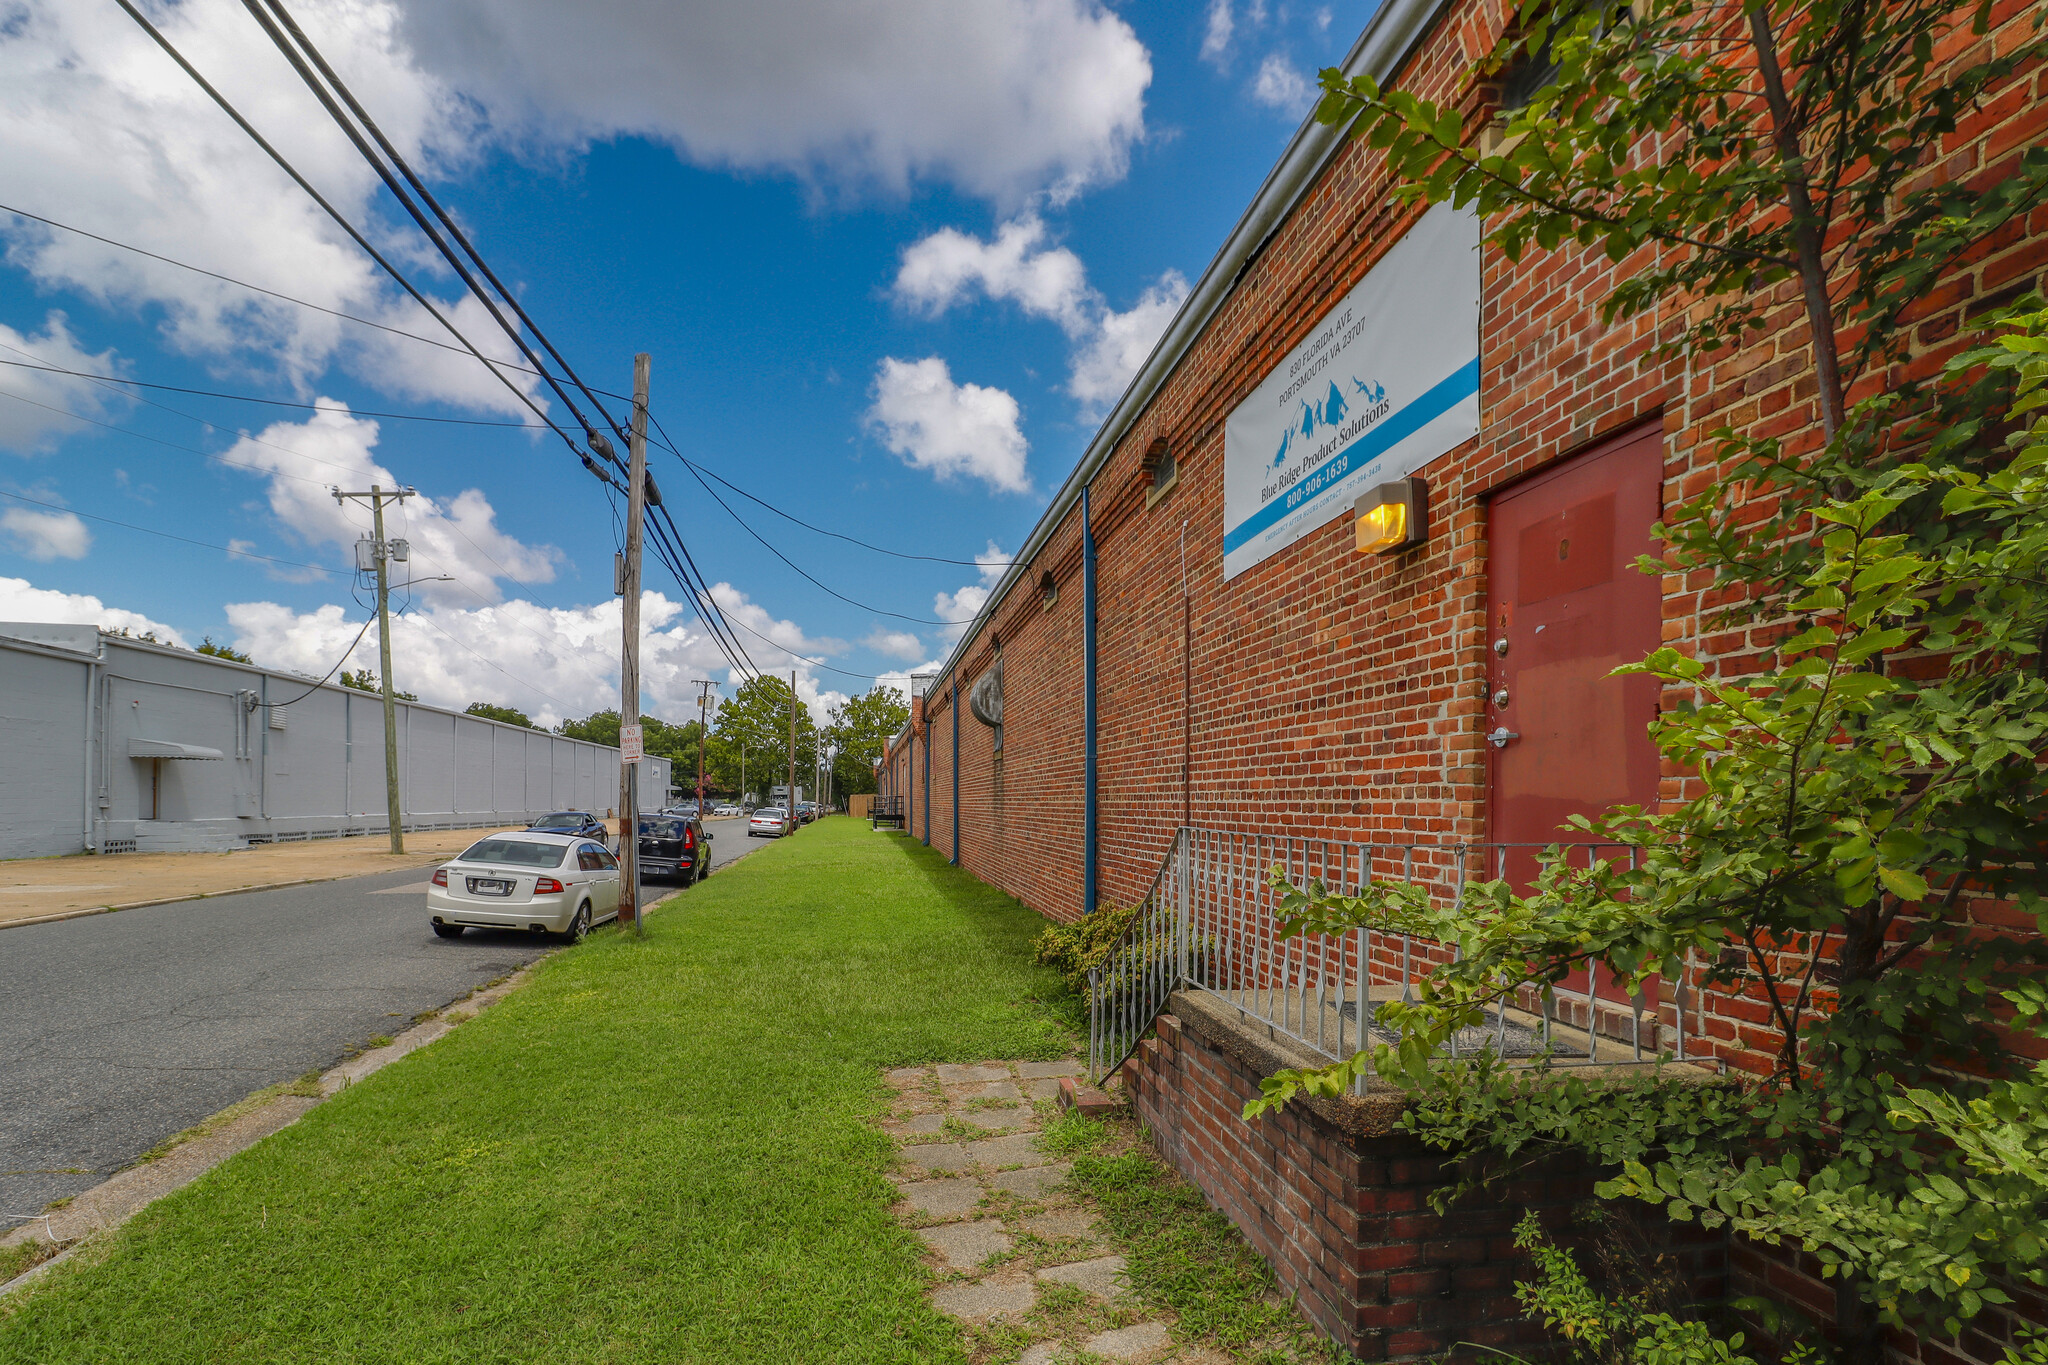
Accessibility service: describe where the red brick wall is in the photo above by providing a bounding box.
[932,0,2044,1068]
[1126,1012,1727,1362]
[919,2,2044,1355]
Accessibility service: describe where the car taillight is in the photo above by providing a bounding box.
[684,827,695,849]
[534,876,565,894]
[432,869,448,887]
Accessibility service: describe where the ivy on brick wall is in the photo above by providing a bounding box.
[1253,0,2048,1353]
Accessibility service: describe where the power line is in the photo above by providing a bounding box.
[107,0,584,458]
[0,389,595,680]
[410,609,577,712]
[0,201,555,380]
[253,0,632,443]
[644,505,759,680]
[667,453,955,624]
[239,0,613,453]
[0,487,333,574]
[0,356,545,428]
[0,368,571,608]
[646,411,1009,569]
[266,610,381,706]
[111,0,800,701]
[711,606,895,682]
[0,485,581,713]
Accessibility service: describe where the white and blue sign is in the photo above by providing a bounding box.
[1222,201,1480,581]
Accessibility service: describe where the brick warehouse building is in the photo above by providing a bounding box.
[876,0,2047,1356]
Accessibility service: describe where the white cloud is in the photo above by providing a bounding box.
[217,405,560,603]
[227,538,332,583]
[0,0,542,418]
[223,582,837,729]
[1200,0,1235,67]
[399,0,1152,207]
[0,314,129,453]
[2,0,1146,427]
[1,507,90,561]
[1068,271,1189,412]
[866,358,1030,495]
[0,574,185,644]
[1251,54,1315,118]
[704,581,848,668]
[863,628,928,661]
[893,222,1187,419]
[933,540,1011,641]
[894,217,1093,335]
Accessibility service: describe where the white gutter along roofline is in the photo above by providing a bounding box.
[924,0,1445,693]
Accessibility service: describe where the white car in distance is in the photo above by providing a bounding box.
[748,806,794,838]
[428,832,620,942]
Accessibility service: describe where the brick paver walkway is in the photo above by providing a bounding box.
[880,1061,1228,1365]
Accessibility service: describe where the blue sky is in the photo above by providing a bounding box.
[0,0,1373,724]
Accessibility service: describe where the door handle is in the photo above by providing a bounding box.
[1487,727,1521,749]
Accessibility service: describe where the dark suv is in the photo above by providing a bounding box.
[637,813,710,884]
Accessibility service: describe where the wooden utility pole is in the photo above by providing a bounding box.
[693,678,714,818]
[788,671,798,826]
[332,484,415,854]
[617,354,650,934]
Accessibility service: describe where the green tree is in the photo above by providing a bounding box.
[556,710,706,772]
[824,686,908,798]
[555,709,620,746]
[464,701,540,729]
[1254,0,2048,1350]
[340,668,415,702]
[196,636,251,663]
[711,676,817,801]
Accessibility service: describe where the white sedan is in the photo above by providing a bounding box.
[428,832,620,942]
[748,806,795,838]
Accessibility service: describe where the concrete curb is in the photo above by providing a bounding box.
[0,873,712,1300]
[0,953,549,1298]
[0,876,715,1301]
[0,865,442,933]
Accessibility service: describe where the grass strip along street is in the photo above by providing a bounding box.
[0,819,1079,1363]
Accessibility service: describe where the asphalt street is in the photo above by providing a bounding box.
[0,816,758,1229]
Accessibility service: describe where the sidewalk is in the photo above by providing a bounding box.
[0,824,618,928]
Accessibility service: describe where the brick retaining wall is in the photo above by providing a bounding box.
[1121,995,2046,1364]
[1123,1002,1726,1361]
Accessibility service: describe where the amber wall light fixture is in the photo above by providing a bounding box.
[1354,477,1428,554]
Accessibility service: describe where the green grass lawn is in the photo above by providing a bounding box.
[0,819,1076,1364]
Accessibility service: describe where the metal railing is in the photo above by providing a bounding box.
[1088,827,1700,1086]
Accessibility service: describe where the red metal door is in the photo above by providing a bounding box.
[1486,424,1665,1003]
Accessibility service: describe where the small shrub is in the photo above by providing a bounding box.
[1510,1210,1774,1365]
[1032,902,1138,993]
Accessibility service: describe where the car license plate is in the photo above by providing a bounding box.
[467,877,513,896]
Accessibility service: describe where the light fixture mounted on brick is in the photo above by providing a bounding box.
[1354,477,1428,555]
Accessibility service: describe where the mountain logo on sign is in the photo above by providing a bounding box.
[1271,376,1386,467]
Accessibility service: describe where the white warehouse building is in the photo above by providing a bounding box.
[0,622,668,861]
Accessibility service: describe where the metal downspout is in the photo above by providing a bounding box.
[1083,483,1098,916]
[259,673,269,820]
[921,708,931,845]
[951,678,960,865]
[80,635,104,852]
